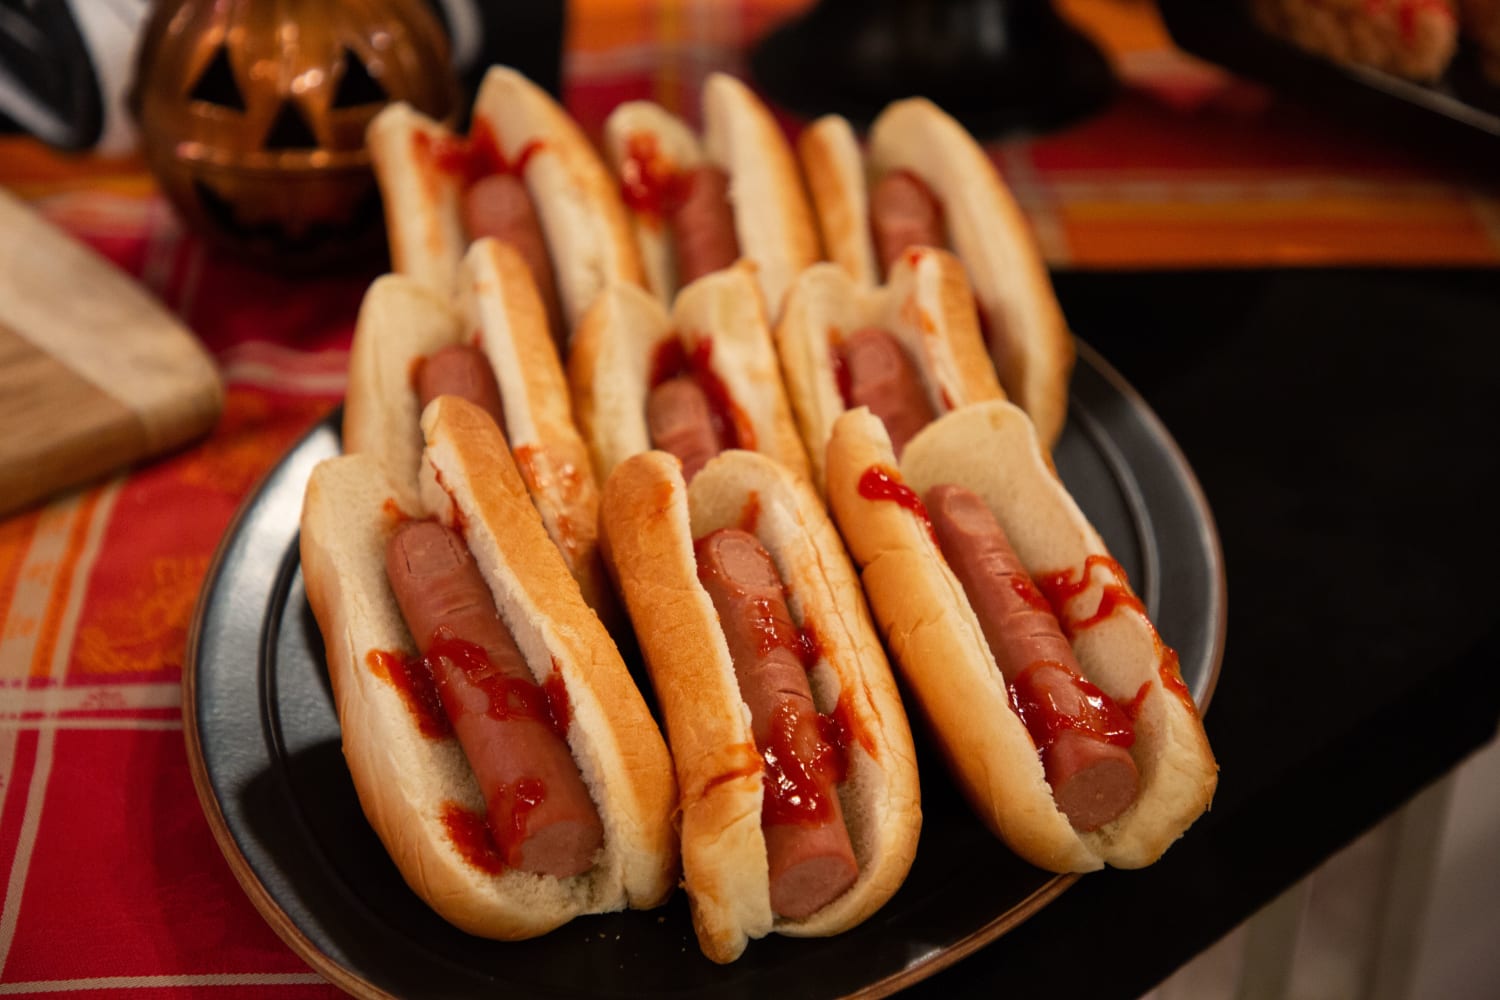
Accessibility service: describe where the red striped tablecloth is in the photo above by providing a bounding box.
[0,1,1494,995]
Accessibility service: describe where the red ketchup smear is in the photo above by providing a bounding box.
[857,465,938,545]
[760,700,847,827]
[513,444,582,561]
[543,658,571,740]
[649,335,754,451]
[367,649,451,738]
[417,117,544,188]
[1036,555,1198,718]
[829,334,853,408]
[618,131,691,221]
[737,492,762,533]
[497,777,548,868]
[1009,660,1136,757]
[440,802,505,874]
[426,628,556,728]
[428,467,467,543]
[381,498,413,526]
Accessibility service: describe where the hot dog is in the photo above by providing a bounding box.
[924,484,1139,833]
[602,74,821,315]
[385,518,603,876]
[599,449,920,962]
[773,245,1002,492]
[569,263,811,485]
[798,107,1074,449]
[825,402,1217,872]
[343,239,621,629]
[299,396,678,938]
[368,65,644,347]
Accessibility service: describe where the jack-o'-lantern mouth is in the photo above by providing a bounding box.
[193,178,383,248]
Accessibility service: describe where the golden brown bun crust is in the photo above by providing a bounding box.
[797,115,879,287]
[299,406,678,938]
[568,265,811,485]
[457,238,622,630]
[472,67,645,333]
[864,100,1074,449]
[826,402,1217,871]
[774,246,1003,492]
[600,448,921,961]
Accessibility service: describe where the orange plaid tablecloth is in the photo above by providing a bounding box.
[0,1,1494,996]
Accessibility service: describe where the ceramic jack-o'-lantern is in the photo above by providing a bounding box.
[132,0,460,270]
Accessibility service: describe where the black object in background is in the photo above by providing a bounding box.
[1158,0,1500,164]
[425,0,565,107]
[750,0,1113,137]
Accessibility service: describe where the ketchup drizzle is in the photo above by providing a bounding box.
[1035,555,1198,719]
[367,649,450,738]
[857,465,938,545]
[417,117,544,188]
[760,701,846,826]
[543,659,571,740]
[1009,661,1136,754]
[618,131,691,220]
[440,802,505,874]
[649,335,753,451]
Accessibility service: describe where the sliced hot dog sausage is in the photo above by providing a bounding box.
[647,377,723,482]
[695,529,859,920]
[461,173,565,346]
[924,484,1139,832]
[385,519,604,876]
[416,344,508,438]
[670,165,740,286]
[839,328,936,458]
[869,169,944,277]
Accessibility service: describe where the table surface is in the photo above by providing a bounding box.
[1,1,1497,997]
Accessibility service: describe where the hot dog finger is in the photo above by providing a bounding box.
[416,344,508,437]
[774,248,1002,492]
[695,529,859,920]
[600,449,920,962]
[646,377,724,482]
[570,266,810,486]
[840,327,937,458]
[603,75,820,312]
[671,166,742,286]
[869,170,944,276]
[299,397,678,940]
[461,174,565,346]
[385,519,604,876]
[826,403,1217,872]
[925,483,1139,832]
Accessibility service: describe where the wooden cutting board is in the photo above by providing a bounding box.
[0,188,223,518]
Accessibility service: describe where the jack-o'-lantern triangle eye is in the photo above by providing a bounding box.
[332,48,385,108]
[188,46,245,110]
[263,100,319,149]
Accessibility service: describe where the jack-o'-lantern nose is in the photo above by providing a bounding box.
[263,100,319,150]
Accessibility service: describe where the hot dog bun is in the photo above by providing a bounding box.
[599,448,921,962]
[798,104,1074,450]
[774,245,1004,492]
[343,241,620,630]
[825,402,1216,871]
[602,73,820,314]
[299,397,678,938]
[368,66,643,335]
[568,263,811,484]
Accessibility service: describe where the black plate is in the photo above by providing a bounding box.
[184,341,1225,999]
